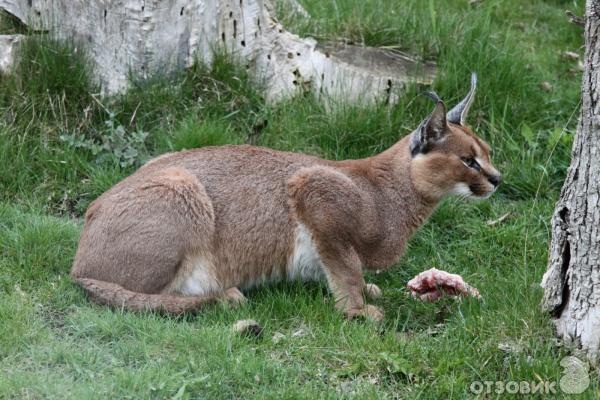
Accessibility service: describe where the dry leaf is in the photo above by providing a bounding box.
[272,332,286,343]
[563,51,579,60]
[487,212,512,226]
[540,81,553,92]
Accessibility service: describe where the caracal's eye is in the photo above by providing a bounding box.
[461,156,481,171]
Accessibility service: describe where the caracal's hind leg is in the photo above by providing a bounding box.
[72,167,217,296]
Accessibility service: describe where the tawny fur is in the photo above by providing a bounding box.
[71,87,500,320]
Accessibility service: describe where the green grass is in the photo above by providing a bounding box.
[1,0,598,398]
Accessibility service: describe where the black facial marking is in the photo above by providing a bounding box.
[411,142,429,157]
[461,157,481,171]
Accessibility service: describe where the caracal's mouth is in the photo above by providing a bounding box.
[451,183,496,200]
[469,187,496,200]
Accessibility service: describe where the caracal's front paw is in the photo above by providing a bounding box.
[364,283,382,300]
[345,304,384,323]
[222,287,247,307]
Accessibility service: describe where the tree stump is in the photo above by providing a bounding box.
[0,33,22,73]
[0,0,435,101]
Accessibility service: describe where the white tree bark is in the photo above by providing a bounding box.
[0,0,434,101]
[541,0,600,364]
[0,33,23,73]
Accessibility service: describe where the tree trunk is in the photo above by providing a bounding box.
[0,0,434,101]
[541,0,600,364]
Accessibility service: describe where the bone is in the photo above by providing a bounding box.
[407,268,481,301]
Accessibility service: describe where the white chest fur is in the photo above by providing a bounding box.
[169,255,222,296]
[287,223,325,282]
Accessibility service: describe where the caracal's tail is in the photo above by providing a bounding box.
[74,278,218,315]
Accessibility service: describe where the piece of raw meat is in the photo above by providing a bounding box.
[407,268,481,301]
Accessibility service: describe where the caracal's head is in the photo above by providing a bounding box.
[409,73,501,201]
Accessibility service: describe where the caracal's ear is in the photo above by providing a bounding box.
[410,98,448,157]
[446,72,477,126]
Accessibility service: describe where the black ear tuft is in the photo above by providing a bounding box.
[423,91,442,103]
